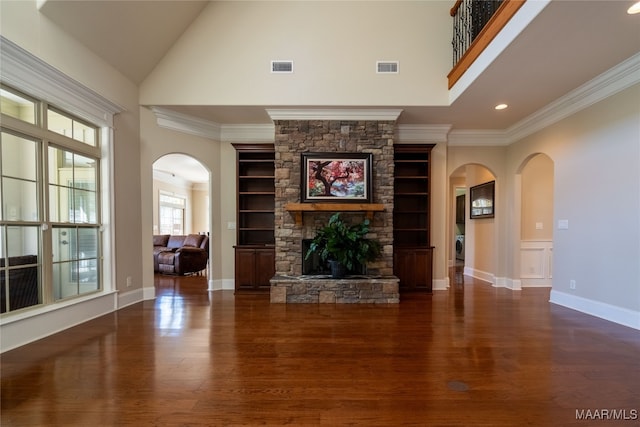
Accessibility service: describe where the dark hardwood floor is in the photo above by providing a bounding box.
[2,268,639,426]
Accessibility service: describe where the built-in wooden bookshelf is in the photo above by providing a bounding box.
[233,144,275,291]
[393,144,435,292]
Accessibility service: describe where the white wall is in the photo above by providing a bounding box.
[192,185,209,234]
[464,165,497,282]
[521,154,554,241]
[139,108,229,293]
[507,84,640,327]
[140,1,451,107]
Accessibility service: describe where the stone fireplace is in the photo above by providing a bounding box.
[269,116,400,303]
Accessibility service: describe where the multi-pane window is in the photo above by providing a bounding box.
[47,107,97,146]
[159,192,185,235]
[48,147,100,300]
[0,87,36,125]
[0,131,41,313]
[0,85,102,314]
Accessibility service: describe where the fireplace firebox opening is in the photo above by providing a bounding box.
[301,239,367,276]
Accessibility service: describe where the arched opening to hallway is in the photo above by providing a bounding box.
[151,154,211,278]
[449,163,496,286]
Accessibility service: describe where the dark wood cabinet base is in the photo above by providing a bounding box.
[234,246,275,291]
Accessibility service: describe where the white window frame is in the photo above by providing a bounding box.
[158,191,186,235]
[0,36,123,350]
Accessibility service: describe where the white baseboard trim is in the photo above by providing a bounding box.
[550,290,640,330]
[209,279,235,291]
[494,277,522,290]
[521,280,552,288]
[117,288,145,308]
[0,292,118,353]
[433,277,449,290]
[463,270,549,292]
[464,267,494,285]
[142,286,156,300]
[495,276,507,288]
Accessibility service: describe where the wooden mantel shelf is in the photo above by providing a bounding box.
[284,203,385,225]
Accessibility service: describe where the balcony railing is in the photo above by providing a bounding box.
[448,0,526,88]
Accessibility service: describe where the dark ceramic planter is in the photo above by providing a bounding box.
[328,260,347,279]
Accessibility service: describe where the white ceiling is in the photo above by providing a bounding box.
[39,0,640,129]
[38,0,209,84]
[38,0,640,183]
[153,153,209,184]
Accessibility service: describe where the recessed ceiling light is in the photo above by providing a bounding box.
[628,1,640,14]
[495,103,508,110]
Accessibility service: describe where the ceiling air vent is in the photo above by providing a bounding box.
[377,61,399,74]
[271,60,293,73]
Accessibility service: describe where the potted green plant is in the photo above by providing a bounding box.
[305,212,381,278]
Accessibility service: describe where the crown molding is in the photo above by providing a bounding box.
[151,106,222,140]
[448,52,640,146]
[448,129,509,146]
[266,108,403,122]
[151,107,276,142]
[504,51,640,144]
[221,124,275,142]
[0,36,124,127]
[396,124,452,143]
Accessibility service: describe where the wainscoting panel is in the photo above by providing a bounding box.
[520,240,553,287]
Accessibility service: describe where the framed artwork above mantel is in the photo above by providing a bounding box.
[301,153,372,203]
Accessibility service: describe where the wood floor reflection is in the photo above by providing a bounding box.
[2,269,639,426]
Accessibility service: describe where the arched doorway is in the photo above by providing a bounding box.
[449,163,497,285]
[152,153,211,276]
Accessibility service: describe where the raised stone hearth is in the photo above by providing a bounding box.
[273,119,396,275]
[270,112,400,304]
[270,275,399,304]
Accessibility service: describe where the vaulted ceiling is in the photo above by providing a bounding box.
[39,0,640,131]
[38,0,209,84]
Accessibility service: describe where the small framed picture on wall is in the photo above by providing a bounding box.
[470,180,495,219]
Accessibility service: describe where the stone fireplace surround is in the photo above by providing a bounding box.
[269,117,399,303]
